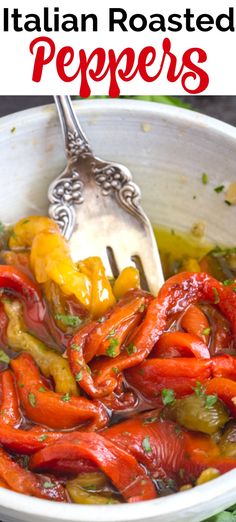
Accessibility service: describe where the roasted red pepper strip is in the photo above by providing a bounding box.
[153,332,210,359]
[206,377,236,417]
[126,356,236,402]
[0,477,11,489]
[0,370,21,427]
[212,355,236,379]
[158,272,236,335]
[29,432,157,502]
[181,304,210,341]
[83,292,148,362]
[67,291,149,398]
[0,424,65,454]
[184,431,236,476]
[202,305,233,356]
[89,272,235,394]
[125,358,212,401]
[11,353,108,430]
[0,265,46,323]
[103,413,187,479]
[0,447,66,501]
[104,413,236,484]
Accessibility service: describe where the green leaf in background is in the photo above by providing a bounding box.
[78,95,192,110]
[205,510,236,521]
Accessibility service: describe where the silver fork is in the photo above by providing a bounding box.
[48,96,164,295]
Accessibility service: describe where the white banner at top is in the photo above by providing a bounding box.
[0,0,235,95]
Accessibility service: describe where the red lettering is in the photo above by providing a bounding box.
[30,37,55,82]
[79,49,107,97]
[29,37,209,96]
[181,48,209,93]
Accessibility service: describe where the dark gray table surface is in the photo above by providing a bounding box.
[0,96,236,126]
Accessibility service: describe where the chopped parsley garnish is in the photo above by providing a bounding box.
[201,173,208,185]
[167,478,176,489]
[70,343,81,352]
[1,409,5,417]
[55,314,82,327]
[38,386,46,392]
[205,394,218,409]
[10,127,16,134]
[28,392,36,407]
[22,456,29,468]
[139,304,145,313]
[75,370,83,382]
[213,287,220,304]
[202,327,211,336]
[107,329,116,338]
[161,388,176,406]
[85,364,92,375]
[225,200,232,206]
[142,436,152,453]
[143,416,158,425]
[212,246,236,258]
[43,481,55,489]
[38,434,48,442]
[97,316,105,323]
[223,279,234,286]
[214,185,225,193]
[193,381,206,397]
[61,393,71,402]
[0,350,10,364]
[106,338,119,357]
[174,425,182,436]
[125,343,137,355]
[193,382,218,409]
[112,367,119,375]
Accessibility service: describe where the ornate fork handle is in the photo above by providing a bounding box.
[54,96,93,162]
[50,96,146,239]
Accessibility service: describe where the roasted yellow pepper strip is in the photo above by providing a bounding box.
[9,216,59,248]
[3,299,78,396]
[113,266,140,300]
[78,257,115,318]
[30,231,92,308]
[9,216,141,317]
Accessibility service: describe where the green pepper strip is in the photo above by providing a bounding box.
[3,299,78,396]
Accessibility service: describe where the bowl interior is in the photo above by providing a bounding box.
[0,99,236,522]
[0,99,236,245]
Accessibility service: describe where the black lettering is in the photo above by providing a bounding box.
[129,14,147,31]
[184,8,195,32]
[11,8,23,32]
[54,7,59,32]
[3,8,8,31]
[216,7,234,31]
[81,13,98,31]
[24,14,41,32]
[44,7,52,31]
[62,15,79,32]
[168,14,182,31]
[196,14,214,31]
[149,14,166,31]
[109,8,128,31]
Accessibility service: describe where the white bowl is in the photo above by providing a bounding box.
[0,99,236,522]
